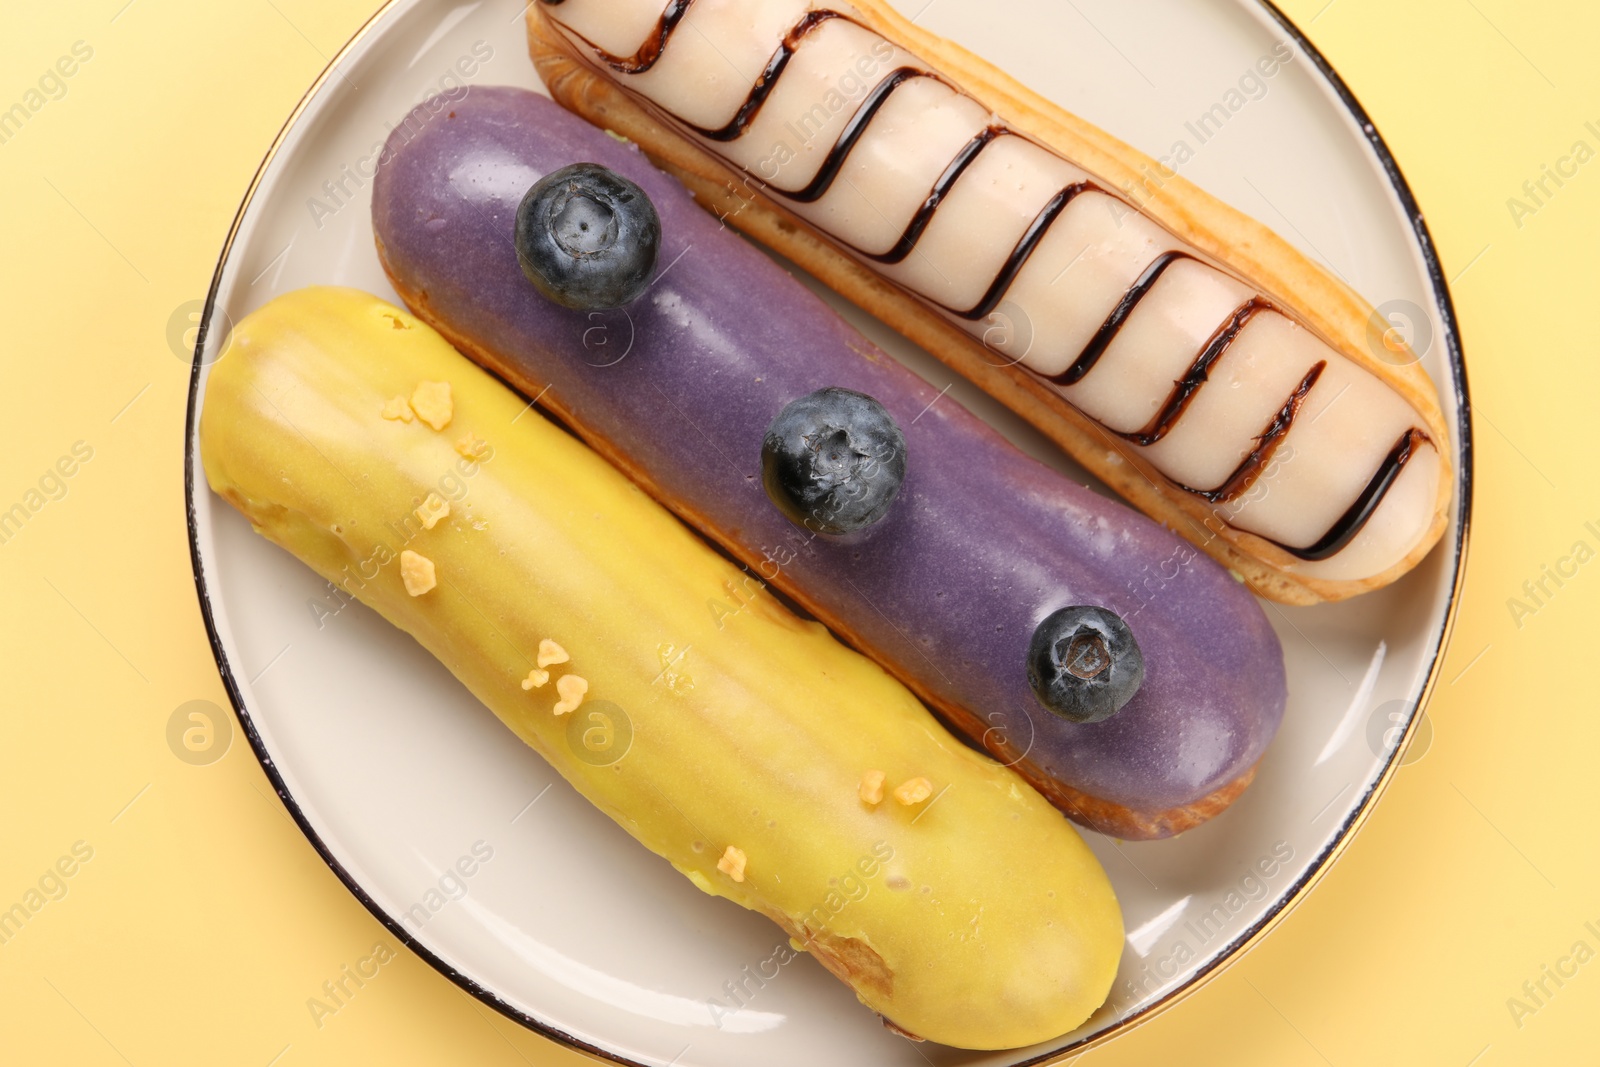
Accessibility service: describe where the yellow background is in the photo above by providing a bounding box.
[1,0,1592,1063]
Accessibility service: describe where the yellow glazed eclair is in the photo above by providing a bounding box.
[199,286,1122,1049]
[526,0,1453,604]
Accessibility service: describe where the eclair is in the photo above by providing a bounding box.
[200,286,1122,1048]
[371,87,1287,840]
[524,0,1454,605]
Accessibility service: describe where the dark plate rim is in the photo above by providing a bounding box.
[181,1,1473,1062]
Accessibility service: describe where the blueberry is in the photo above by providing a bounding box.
[761,387,908,535]
[515,163,661,310]
[1026,606,1143,723]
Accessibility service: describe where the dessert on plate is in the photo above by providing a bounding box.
[199,284,1123,1049]
[526,0,1453,604]
[372,86,1288,841]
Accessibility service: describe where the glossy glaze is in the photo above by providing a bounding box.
[371,88,1287,835]
[200,286,1122,1048]
[536,0,1445,583]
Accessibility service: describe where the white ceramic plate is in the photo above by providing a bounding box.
[183,1,1471,1063]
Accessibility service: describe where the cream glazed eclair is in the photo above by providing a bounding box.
[525,0,1454,605]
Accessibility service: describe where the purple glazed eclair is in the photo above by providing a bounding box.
[371,87,1286,839]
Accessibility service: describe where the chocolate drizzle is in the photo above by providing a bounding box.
[1177,359,1324,504]
[541,0,695,75]
[1121,297,1272,447]
[1050,251,1190,386]
[866,125,1004,264]
[955,181,1099,321]
[543,0,1436,563]
[690,10,843,141]
[1273,428,1431,561]
[777,67,932,203]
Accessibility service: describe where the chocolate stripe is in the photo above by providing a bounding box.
[953,181,1099,321]
[1121,297,1271,447]
[1049,251,1190,386]
[1176,359,1325,503]
[1274,427,1430,561]
[543,0,695,75]
[865,125,1004,264]
[542,1,1433,563]
[690,11,843,142]
[772,66,930,204]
